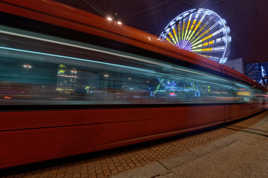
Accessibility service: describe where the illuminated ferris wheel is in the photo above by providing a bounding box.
[160,8,231,64]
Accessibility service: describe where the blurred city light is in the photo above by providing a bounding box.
[117,20,122,25]
[106,16,113,22]
[22,64,32,69]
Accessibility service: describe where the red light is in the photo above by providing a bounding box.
[3,96,12,100]
[169,92,176,96]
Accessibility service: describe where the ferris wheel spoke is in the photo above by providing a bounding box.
[182,20,186,41]
[187,21,201,42]
[172,27,178,43]
[191,21,219,45]
[189,23,207,43]
[192,27,224,47]
[188,13,208,42]
[160,8,231,64]
[192,39,215,49]
[192,36,230,49]
[192,46,225,53]
[177,22,181,41]
[184,14,193,41]
[168,32,177,44]
[187,12,204,41]
[165,37,174,44]
[186,18,196,41]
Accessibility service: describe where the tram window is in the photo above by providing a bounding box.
[0,25,263,105]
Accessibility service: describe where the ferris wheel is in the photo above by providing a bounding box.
[160,8,231,64]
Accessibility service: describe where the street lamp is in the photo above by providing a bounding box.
[106,16,113,22]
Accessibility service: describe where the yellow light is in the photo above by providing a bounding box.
[165,37,172,44]
[237,91,251,96]
[58,69,65,74]
[168,32,176,44]
[192,47,213,52]
[117,21,122,25]
[172,27,178,43]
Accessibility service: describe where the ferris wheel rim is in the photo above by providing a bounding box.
[160,8,231,64]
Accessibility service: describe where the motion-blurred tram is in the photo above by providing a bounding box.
[0,0,266,169]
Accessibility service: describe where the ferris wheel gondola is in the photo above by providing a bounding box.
[160,8,231,64]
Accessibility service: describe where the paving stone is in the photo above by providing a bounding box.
[148,112,268,178]
[110,161,168,178]
[159,151,197,169]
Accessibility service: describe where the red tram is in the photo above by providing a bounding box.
[0,0,266,169]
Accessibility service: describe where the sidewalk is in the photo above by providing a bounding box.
[112,112,268,178]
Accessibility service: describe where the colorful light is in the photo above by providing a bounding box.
[169,92,176,96]
[160,8,231,64]
[22,64,32,69]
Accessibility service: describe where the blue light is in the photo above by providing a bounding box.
[0,46,156,74]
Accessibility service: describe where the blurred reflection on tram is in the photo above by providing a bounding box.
[0,42,264,106]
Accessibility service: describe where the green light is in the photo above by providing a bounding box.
[0,46,156,74]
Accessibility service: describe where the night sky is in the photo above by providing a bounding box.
[56,0,268,64]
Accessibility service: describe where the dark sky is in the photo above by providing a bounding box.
[56,0,268,64]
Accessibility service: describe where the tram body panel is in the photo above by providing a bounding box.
[226,103,264,121]
[0,105,226,169]
[0,0,266,169]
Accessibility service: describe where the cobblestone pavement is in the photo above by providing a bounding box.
[112,111,268,178]
[2,112,267,178]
